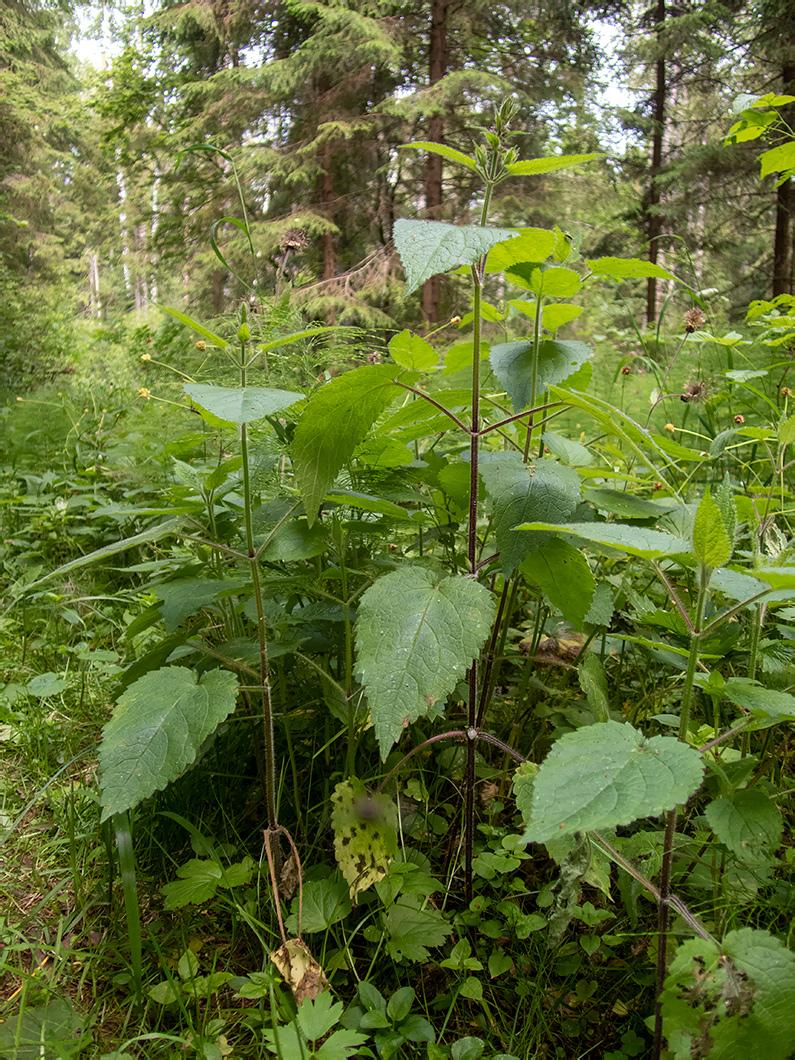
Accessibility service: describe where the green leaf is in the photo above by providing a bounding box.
[184,384,304,427]
[356,567,495,756]
[520,537,595,630]
[515,520,690,560]
[549,387,674,484]
[578,654,610,722]
[513,761,539,821]
[155,578,247,633]
[660,929,795,1060]
[404,140,477,170]
[542,303,583,331]
[525,266,581,298]
[162,859,223,909]
[159,305,229,350]
[384,895,452,961]
[484,227,556,272]
[325,488,418,522]
[27,673,68,698]
[99,667,239,821]
[287,877,352,934]
[331,778,398,901]
[451,1036,485,1060]
[296,990,343,1043]
[292,365,406,524]
[387,986,415,1022]
[760,142,795,180]
[586,257,677,281]
[720,678,795,730]
[521,721,704,844]
[393,219,517,294]
[692,490,733,569]
[0,998,85,1058]
[583,488,674,520]
[506,153,604,177]
[25,518,181,590]
[479,453,581,576]
[779,414,795,447]
[490,339,592,411]
[389,329,438,370]
[705,790,783,860]
[542,430,592,467]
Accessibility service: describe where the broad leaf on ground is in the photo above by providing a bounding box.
[521,721,704,844]
[292,365,408,524]
[393,219,517,294]
[99,667,239,820]
[356,567,495,756]
[384,895,452,961]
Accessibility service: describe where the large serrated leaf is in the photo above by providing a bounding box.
[484,227,556,272]
[520,538,594,630]
[404,140,477,170]
[480,453,581,577]
[721,678,795,730]
[388,329,438,370]
[99,667,238,821]
[184,384,304,426]
[516,520,690,560]
[356,567,495,756]
[393,219,517,294]
[331,778,397,902]
[586,256,677,281]
[490,339,592,411]
[705,790,783,860]
[692,490,733,569]
[660,929,795,1060]
[384,895,452,962]
[291,365,406,524]
[521,721,704,844]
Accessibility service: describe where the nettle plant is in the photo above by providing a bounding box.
[40,104,795,1056]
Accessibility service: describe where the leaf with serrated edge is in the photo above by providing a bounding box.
[404,141,477,170]
[292,365,407,525]
[331,778,398,901]
[521,721,704,844]
[692,490,732,569]
[586,256,676,281]
[99,667,238,821]
[384,895,452,962]
[184,384,304,426]
[491,340,592,411]
[161,860,222,910]
[515,521,690,560]
[721,678,795,730]
[356,567,495,756]
[520,537,594,629]
[393,219,517,294]
[484,227,556,273]
[389,329,437,371]
[480,453,581,576]
[705,790,783,860]
[660,929,795,1060]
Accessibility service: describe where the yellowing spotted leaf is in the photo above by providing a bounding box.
[331,778,398,903]
[270,938,327,1004]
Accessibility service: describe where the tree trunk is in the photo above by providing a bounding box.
[421,0,449,325]
[646,0,665,327]
[773,56,795,296]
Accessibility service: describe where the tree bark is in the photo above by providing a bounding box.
[421,0,449,324]
[773,55,795,296]
[646,0,666,327]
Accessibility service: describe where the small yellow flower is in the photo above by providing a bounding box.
[15,396,22,402]
[195,340,207,351]
[783,387,792,397]
[450,316,462,326]
[665,423,676,433]
[137,387,151,400]
[141,352,152,362]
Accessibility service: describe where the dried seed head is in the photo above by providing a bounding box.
[620,364,632,376]
[684,308,705,333]
[734,414,745,424]
[681,380,708,404]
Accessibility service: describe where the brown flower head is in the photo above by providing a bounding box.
[684,308,706,333]
[734,414,745,424]
[681,380,708,404]
[620,364,631,376]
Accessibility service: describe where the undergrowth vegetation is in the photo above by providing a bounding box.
[1,105,794,1060]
